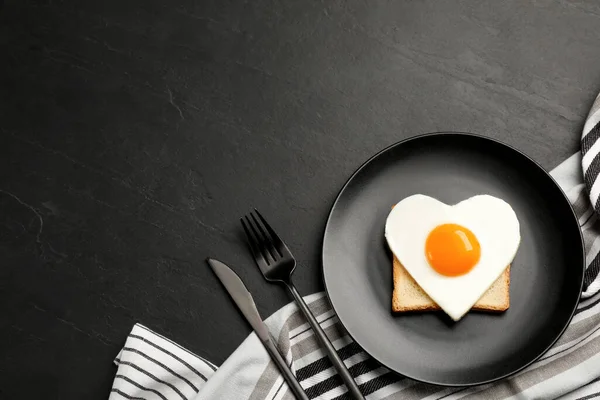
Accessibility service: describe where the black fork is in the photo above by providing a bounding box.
[242,209,365,400]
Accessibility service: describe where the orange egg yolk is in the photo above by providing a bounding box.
[425,224,481,276]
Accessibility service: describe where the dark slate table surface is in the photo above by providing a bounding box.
[2,0,600,398]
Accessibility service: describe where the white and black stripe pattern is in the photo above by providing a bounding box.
[109,324,216,400]
[582,92,600,297]
[582,93,600,210]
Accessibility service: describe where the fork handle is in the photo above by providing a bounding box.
[285,282,365,400]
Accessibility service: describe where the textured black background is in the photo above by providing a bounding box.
[1,1,600,398]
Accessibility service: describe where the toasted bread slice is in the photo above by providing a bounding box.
[392,255,510,313]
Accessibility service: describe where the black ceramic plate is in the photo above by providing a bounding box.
[322,133,584,386]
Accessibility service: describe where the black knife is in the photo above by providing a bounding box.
[207,258,309,400]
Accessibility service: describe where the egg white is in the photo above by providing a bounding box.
[385,194,520,321]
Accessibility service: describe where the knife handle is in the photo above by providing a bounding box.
[261,336,309,400]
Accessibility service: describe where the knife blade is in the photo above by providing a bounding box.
[207,258,270,341]
[207,257,309,400]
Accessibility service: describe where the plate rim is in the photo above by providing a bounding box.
[321,131,585,387]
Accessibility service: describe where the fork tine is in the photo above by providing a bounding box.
[249,212,281,259]
[244,214,277,263]
[254,209,292,257]
[241,217,270,270]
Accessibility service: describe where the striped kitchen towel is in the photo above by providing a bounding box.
[109,324,217,400]
[581,92,600,297]
[110,152,600,400]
